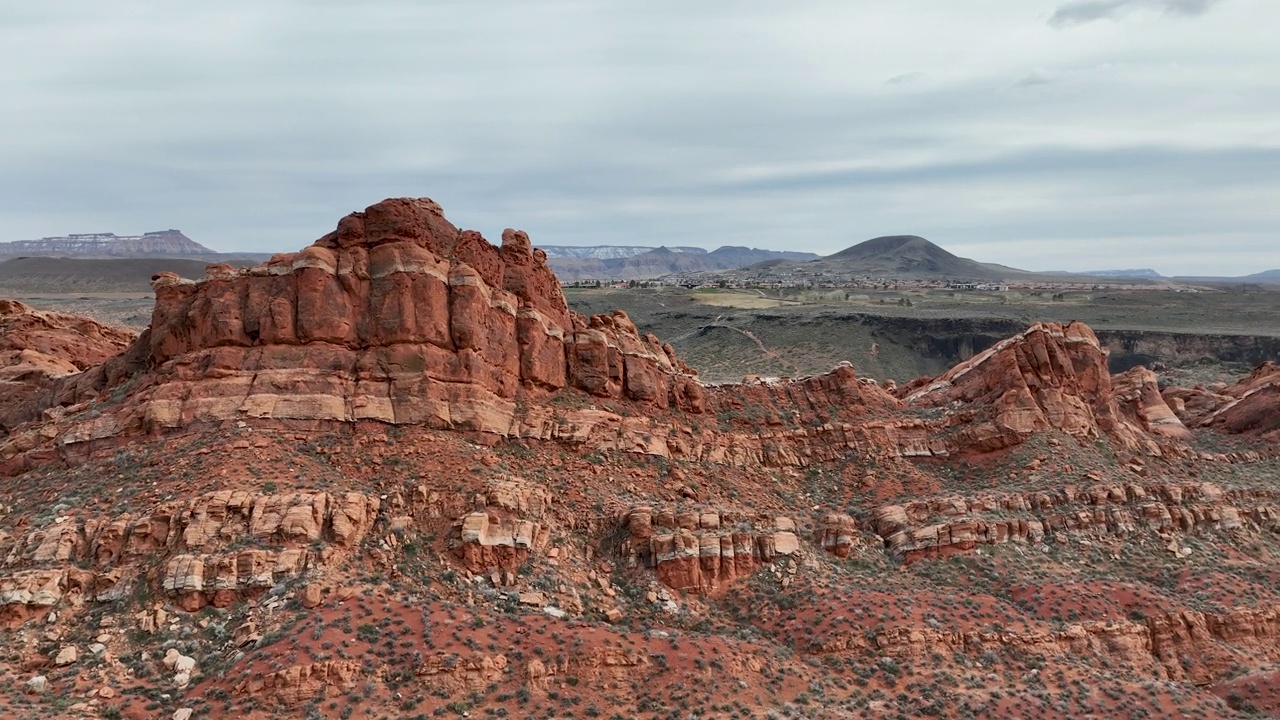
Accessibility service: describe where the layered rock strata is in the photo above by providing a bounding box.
[620,506,801,594]
[0,490,380,615]
[873,481,1277,560]
[0,201,1193,477]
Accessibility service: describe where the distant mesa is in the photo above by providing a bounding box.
[0,229,216,258]
[1077,269,1165,280]
[539,245,705,260]
[542,244,817,281]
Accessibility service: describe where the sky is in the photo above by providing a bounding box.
[1,0,1277,276]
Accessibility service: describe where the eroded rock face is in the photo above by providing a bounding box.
[0,490,380,614]
[449,479,555,574]
[873,481,1274,561]
[28,199,702,441]
[1165,362,1280,441]
[620,506,800,594]
[1112,366,1192,441]
[0,300,135,433]
[903,322,1184,456]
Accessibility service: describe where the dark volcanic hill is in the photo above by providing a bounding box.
[548,245,817,280]
[794,235,1037,281]
[0,230,216,258]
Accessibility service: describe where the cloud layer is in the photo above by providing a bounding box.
[1050,0,1225,28]
[0,0,1275,276]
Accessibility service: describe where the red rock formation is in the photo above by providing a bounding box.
[0,490,380,615]
[620,506,800,594]
[0,300,135,433]
[0,202,1195,479]
[872,481,1274,561]
[1112,366,1192,441]
[82,198,703,438]
[903,322,1184,456]
[1165,362,1280,441]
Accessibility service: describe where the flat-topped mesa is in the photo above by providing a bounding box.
[121,198,704,434]
[902,321,1187,455]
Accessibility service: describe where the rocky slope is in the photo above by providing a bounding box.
[1165,361,1280,441]
[0,198,1276,719]
[0,300,135,434]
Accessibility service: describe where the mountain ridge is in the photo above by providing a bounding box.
[547,245,818,280]
[0,230,216,258]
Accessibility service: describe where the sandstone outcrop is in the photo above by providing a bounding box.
[1165,361,1280,441]
[449,479,554,574]
[451,512,550,574]
[621,506,800,594]
[873,481,1274,560]
[815,513,859,558]
[234,660,362,704]
[120,198,701,437]
[903,322,1186,455]
[0,300,134,433]
[0,490,380,614]
[0,203,1194,477]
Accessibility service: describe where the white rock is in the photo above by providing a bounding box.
[173,709,194,720]
[174,655,196,674]
[89,643,107,655]
[26,675,48,694]
[542,606,566,619]
[55,646,78,666]
[163,648,181,668]
[173,671,191,689]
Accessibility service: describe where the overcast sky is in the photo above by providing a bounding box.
[2,1,1277,275]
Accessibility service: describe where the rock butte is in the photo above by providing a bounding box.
[0,197,1278,717]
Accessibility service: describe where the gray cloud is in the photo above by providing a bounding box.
[1049,0,1224,28]
[0,0,1277,277]
[885,72,926,86]
[1013,69,1055,89]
